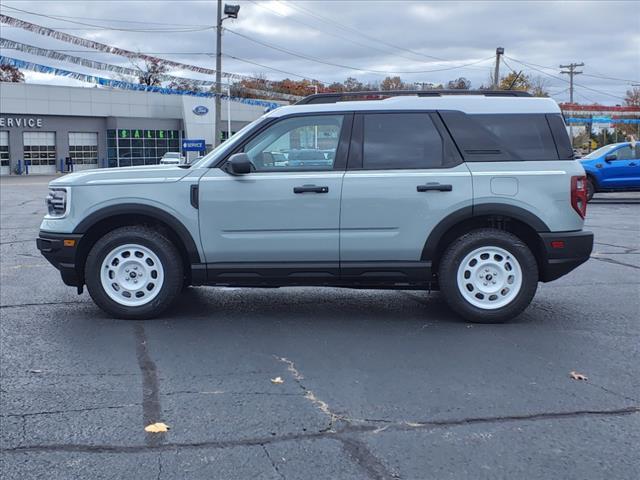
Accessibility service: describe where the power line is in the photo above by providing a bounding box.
[222,53,330,84]
[244,0,447,67]
[506,56,626,101]
[279,0,446,63]
[0,4,212,27]
[224,27,493,75]
[0,4,214,32]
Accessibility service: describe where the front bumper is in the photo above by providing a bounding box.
[36,231,84,287]
[539,230,594,282]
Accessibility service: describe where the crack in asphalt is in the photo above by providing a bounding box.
[0,239,34,246]
[134,324,166,447]
[261,444,286,480]
[0,300,90,309]
[156,453,163,480]
[340,437,397,480]
[2,404,139,418]
[162,390,302,397]
[589,255,640,270]
[2,407,637,455]
[274,356,343,432]
[594,241,638,253]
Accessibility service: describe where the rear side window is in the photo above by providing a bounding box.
[472,114,559,161]
[363,113,443,169]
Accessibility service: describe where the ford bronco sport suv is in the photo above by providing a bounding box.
[37,90,593,323]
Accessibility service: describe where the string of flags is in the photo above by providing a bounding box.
[0,37,303,102]
[0,56,282,110]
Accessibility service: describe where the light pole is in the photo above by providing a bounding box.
[215,2,240,147]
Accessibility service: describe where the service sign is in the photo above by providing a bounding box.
[182,139,206,151]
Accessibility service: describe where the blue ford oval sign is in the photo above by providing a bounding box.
[192,105,209,116]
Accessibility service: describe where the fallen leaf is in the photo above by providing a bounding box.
[569,371,588,381]
[144,422,170,433]
[271,376,284,384]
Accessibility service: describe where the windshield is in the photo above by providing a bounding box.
[582,144,618,159]
[190,117,268,169]
[163,153,181,158]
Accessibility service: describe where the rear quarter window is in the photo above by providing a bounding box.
[471,114,559,161]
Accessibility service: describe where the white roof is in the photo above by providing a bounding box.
[268,95,561,117]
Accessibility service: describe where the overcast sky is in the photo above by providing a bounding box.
[0,0,638,104]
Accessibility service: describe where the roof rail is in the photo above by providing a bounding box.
[295,89,532,105]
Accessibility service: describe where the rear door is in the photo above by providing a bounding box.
[339,112,472,280]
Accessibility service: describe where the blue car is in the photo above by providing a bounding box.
[580,142,640,200]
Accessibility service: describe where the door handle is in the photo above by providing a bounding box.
[417,183,453,192]
[294,184,329,194]
[630,162,637,167]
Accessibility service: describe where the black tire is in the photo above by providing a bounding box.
[85,226,183,319]
[438,229,538,323]
[586,177,595,202]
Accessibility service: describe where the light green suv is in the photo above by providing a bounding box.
[37,90,593,323]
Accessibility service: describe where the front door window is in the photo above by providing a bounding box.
[242,115,343,171]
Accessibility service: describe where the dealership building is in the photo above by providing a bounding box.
[0,82,283,175]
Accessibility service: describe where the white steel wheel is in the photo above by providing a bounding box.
[456,246,523,310]
[100,243,165,307]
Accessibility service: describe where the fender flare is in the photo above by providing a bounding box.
[421,203,549,261]
[73,203,201,263]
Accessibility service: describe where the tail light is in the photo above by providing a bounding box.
[571,176,587,219]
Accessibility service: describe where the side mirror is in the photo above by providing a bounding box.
[604,154,617,162]
[227,153,252,175]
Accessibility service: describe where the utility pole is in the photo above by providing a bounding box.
[493,47,504,89]
[214,2,240,147]
[214,0,223,147]
[560,62,584,147]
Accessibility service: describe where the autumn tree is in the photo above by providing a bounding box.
[0,64,25,82]
[447,77,471,89]
[499,72,531,91]
[380,76,408,90]
[137,59,168,86]
[343,77,364,92]
[615,87,640,138]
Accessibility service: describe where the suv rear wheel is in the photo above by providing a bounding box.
[439,229,538,323]
[85,226,183,319]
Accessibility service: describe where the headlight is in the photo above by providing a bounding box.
[46,187,68,217]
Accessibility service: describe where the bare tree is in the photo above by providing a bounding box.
[529,76,550,97]
[447,77,471,89]
[0,64,25,82]
[136,59,168,86]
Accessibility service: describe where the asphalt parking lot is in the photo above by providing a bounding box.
[1,174,639,480]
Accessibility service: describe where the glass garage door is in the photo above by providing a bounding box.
[0,131,9,175]
[69,132,98,171]
[23,131,56,174]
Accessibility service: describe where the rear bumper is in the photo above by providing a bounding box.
[539,230,593,282]
[36,231,84,287]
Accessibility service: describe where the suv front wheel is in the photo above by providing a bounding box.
[439,229,538,323]
[85,226,183,319]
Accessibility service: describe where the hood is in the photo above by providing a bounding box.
[50,165,193,187]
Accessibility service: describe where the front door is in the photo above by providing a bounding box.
[340,112,472,280]
[600,144,640,188]
[198,114,351,276]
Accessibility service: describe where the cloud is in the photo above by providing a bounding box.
[0,0,637,103]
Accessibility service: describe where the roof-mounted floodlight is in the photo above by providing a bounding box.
[224,4,240,18]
